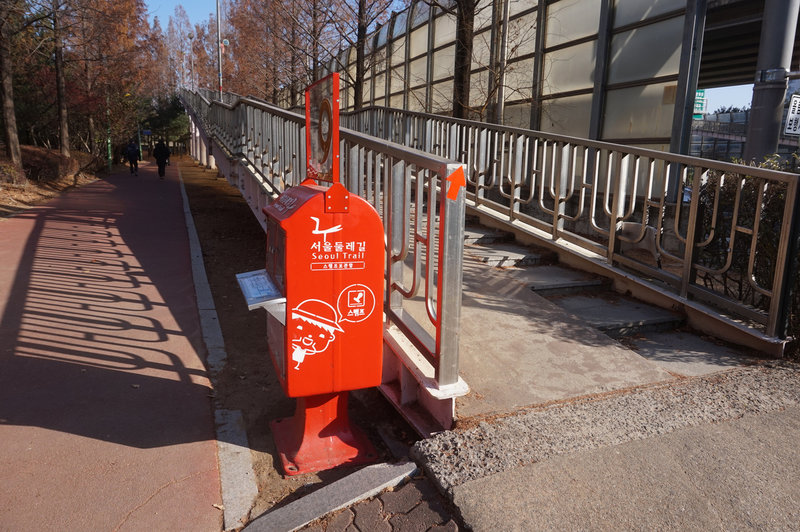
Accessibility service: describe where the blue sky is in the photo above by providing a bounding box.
[147,0,212,27]
[705,84,753,112]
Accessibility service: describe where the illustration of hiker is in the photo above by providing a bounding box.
[289,299,344,369]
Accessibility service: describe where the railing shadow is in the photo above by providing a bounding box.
[0,171,225,449]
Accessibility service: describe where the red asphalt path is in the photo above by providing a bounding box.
[0,160,222,530]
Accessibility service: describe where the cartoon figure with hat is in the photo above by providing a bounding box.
[289,299,344,369]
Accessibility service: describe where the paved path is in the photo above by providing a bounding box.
[452,405,800,531]
[0,161,222,530]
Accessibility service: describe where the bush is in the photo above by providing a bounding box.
[0,161,26,185]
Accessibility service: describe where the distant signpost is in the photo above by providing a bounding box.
[693,89,707,120]
[784,94,800,136]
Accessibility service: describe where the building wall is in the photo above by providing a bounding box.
[287,0,693,150]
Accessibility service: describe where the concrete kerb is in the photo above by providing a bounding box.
[179,168,259,531]
[245,461,419,532]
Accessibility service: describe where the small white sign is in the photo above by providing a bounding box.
[784,94,800,136]
[694,90,707,114]
[236,269,285,311]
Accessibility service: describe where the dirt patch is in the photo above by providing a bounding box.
[0,146,103,217]
[177,158,419,520]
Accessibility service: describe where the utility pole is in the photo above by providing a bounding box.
[188,32,195,92]
[216,0,223,100]
[743,0,800,162]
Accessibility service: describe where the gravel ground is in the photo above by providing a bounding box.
[411,362,800,495]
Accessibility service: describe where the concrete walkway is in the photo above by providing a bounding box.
[452,404,800,531]
[0,161,222,530]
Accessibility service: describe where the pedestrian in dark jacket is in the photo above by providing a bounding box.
[153,140,171,179]
[125,140,140,175]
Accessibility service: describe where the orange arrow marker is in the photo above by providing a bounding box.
[446,167,466,201]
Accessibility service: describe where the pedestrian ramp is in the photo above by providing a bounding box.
[419,220,759,427]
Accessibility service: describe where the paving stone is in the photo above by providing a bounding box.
[381,481,423,515]
[326,509,355,532]
[249,462,415,532]
[353,499,391,532]
[388,498,450,531]
[410,478,442,501]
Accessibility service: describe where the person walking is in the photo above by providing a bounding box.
[153,139,171,180]
[125,140,140,176]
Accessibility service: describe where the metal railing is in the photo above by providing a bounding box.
[182,89,466,386]
[344,106,800,339]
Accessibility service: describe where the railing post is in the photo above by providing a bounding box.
[436,162,465,386]
[607,152,629,262]
[388,162,406,313]
[553,142,569,236]
[680,166,703,298]
[475,128,488,204]
[771,176,800,338]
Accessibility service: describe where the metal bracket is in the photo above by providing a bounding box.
[756,68,789,83]
[323,182,350,213]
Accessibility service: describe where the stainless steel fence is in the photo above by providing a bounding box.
[182,89,466,387]
[344,106,800,339]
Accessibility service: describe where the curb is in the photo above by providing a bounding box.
[179,167,259,531]
[245,461,418,531]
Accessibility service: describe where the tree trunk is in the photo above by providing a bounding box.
[53,0,70,158]
[0,6,22,167]
[452,0,476,119]
[354,0,367,110]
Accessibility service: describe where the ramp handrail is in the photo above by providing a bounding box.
[182,89,466,387]
[344,105,799,340]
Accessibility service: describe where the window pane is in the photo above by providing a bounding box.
[510,0,538,17]
[409,88,426,112]
[545,0,601,48]
[541,93,592,136]
[470,71,489,108]
[472,34,492,69]
[603,83,676,139]
[542,41,596,95]
[390,66,405,93]
[433,45,455,81]
[434,12,457,48]
[409,57,428,85]
[391,36,406,64]
[431,80,453,113]
[613,0,685,28]
[508,15,538,58]
[374,72,386,98]
[409,27,429,58]
[393,11,409,37]
[608,17,682,84]
[376,24,389,47]
[475,1,494,30]
[411,1,430,29]
[503,102,532,128]
[504,57,534,100]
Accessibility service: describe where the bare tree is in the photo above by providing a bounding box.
[330,0,395,110]
[0,0,28,166]
[51,0,69,156]
[425,0,485,119]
